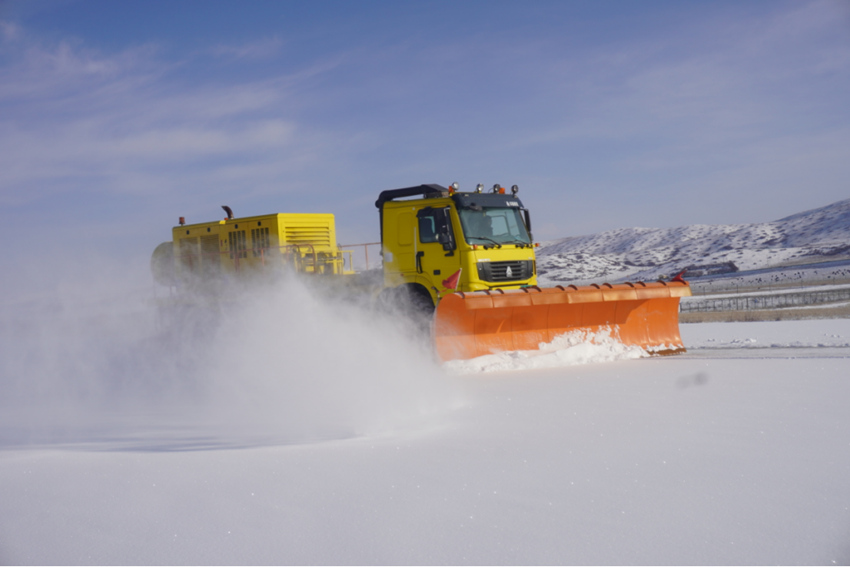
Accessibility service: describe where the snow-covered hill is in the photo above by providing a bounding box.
[537,197,850,285]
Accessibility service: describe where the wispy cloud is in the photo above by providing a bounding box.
[0,19,21,42]
[460,2,850,192]
[0,1,847,242]
[209,37,283,60]
[0,27,335,208]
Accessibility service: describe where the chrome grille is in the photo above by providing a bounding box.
[477,260,533,283]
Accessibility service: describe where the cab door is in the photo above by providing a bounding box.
[415,206,461,301]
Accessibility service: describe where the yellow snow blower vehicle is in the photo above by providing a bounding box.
[152,184,690,361]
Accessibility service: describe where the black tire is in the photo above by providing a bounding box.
[377,285,435,333]
[406,287,435,317]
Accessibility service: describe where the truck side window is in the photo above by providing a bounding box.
[418,214,438,243]
[417,206,455,251]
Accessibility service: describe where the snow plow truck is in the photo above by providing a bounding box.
[151,183,691,361]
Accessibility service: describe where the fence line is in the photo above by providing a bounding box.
[681,288,850,313]
[340,242,381,271]
[687,272,850,296]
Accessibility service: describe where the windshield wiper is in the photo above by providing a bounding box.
[470,236,501,248]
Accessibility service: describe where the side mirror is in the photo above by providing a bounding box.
[438,227,454,251]
[436,208,456,252]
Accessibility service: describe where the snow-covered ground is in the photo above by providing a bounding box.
[1,279,849,565]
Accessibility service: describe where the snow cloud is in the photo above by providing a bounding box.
[0,273,458,450]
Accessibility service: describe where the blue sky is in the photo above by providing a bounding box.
[1,0,849,290]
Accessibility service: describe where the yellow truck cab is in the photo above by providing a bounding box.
[375,183,537,310]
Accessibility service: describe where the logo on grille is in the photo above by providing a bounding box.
[506,266,513,278]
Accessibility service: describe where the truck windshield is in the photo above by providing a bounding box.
[458,207,531,246]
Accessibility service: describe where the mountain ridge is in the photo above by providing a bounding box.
[537,197,850,285]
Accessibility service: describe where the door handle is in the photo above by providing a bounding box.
[416,251,424,274]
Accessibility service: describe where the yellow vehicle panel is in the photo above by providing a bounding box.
[170,213,351,281]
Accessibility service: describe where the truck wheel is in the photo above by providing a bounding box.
[407,287,435,315]
[378,285,434,325]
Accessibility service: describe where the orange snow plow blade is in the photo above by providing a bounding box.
[433,281,691,362]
